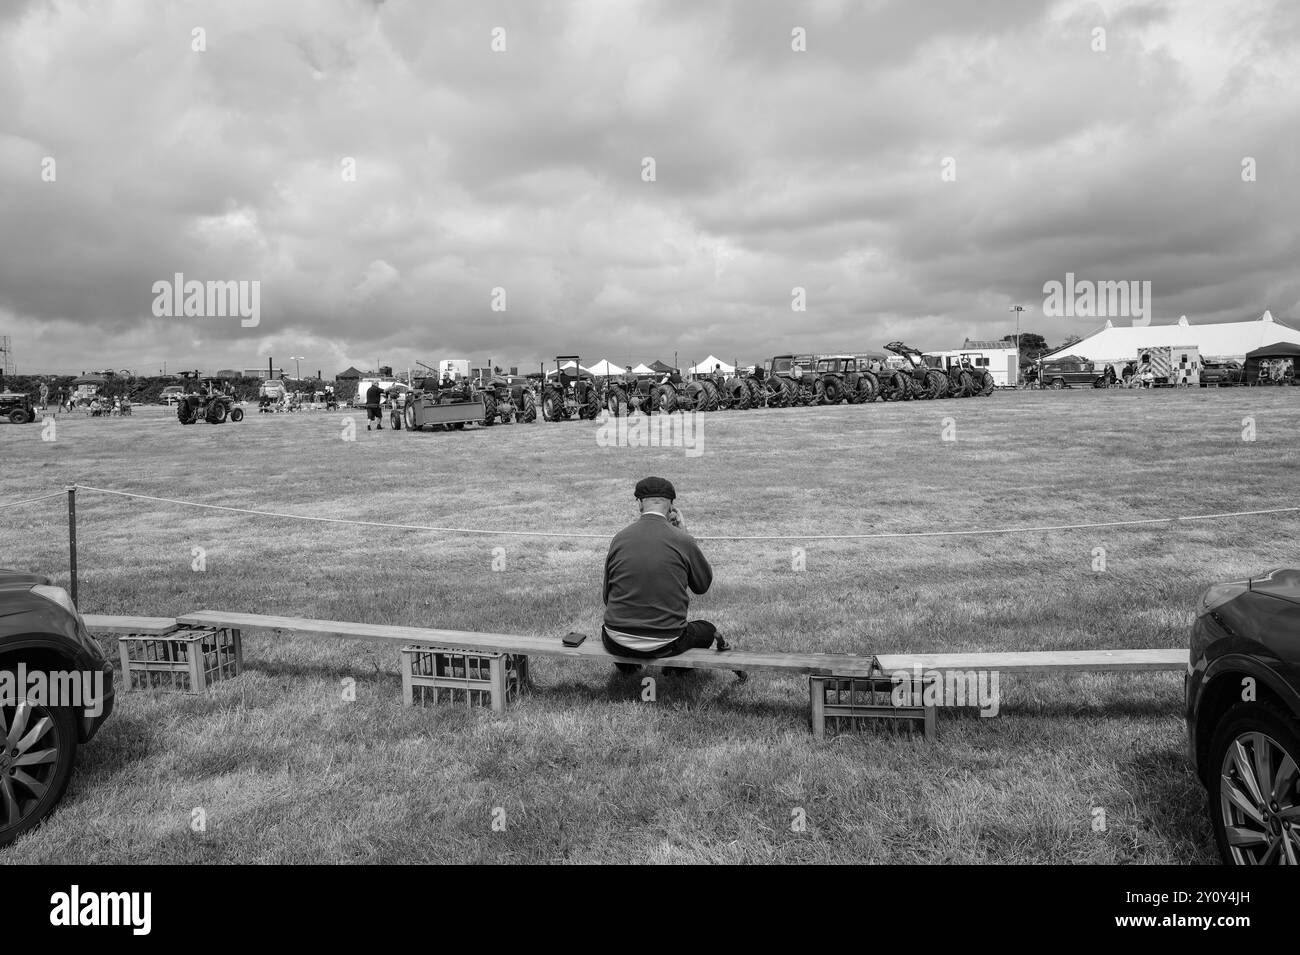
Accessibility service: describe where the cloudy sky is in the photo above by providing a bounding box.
[1,0,1297,376]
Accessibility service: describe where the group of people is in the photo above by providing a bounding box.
[29,382,130,415]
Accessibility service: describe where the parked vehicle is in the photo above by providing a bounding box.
[884,342,950,399]
[1200,361,1244,388]
[1186,568,1300,865]
[540,357,601,421]
[1038,356,1102,389]
[395,378,487,432]
[813,356,879,404]
[160,385,186,406]
[0,569,115,847]
[0,392,36,424]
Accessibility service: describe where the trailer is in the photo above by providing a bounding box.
[393,389,486,432]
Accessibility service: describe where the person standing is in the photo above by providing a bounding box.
[365,380,383,430]
[38,381,49,411]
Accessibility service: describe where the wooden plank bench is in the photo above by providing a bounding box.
[82,614,179,635]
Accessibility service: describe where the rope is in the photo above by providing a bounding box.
[67,484,1300,542]
[0,491,66,511]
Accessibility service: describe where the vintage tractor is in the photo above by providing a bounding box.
[0,391,36,424]
[177,378,245,424]
[883,342,951,399]
[930,354,994,396]
[476,370,534,425]
[604,374,659,416]
[812,355,880,404]
[540,357,600,421]
[763,355,820,406]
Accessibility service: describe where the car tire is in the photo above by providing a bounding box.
[1208,701,1300,865]
[0,699,78,848]
[8,408,32,424]
[1050,378,1065,390]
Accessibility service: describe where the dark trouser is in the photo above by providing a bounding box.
[602,621,717,669]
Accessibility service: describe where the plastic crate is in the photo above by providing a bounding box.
[401,645,527,713]
[809,673,935,739]
[118,626,242,693]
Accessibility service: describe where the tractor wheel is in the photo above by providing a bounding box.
[882,371,908,401]
[727,378,751,410]
[500,400,515,424]
[979,371,995,395]
[924,369,949,399]
[607,385,628,417]
[957,371,978,397]
[703,379,727,410]
[544,393,570,421]
[655,384,678,414]
[390,410,402,430]
[746,378,765,408]
[580,388,600,420]
[783,378,805,406]
[481,392,497,425]
[856,372,880,403]
[205,401,227,424]
[230,407,244,422]
[8,408,32,424]
[404,404,419,431]
[822,377,845,404]
[177,399,196,424]
[763,378,786,408]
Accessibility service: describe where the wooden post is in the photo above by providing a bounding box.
[809,677,826,739]
[489,657,506,713]
[66,485,78,606]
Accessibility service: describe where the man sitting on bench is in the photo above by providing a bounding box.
[601,476,737,676]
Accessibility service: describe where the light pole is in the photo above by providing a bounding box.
[1008,305,1029,384]
[290,356,305,380]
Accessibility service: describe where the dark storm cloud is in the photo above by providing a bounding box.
[0,0,1297,375]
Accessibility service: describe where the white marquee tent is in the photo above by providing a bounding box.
[686,355,735,375]
[1041,312,1300,364]
[587,359,627,376]
[629,363,655,375]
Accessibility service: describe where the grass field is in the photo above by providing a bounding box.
[2,388,1298,863]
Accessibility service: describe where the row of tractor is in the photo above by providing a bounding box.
[382,343,998,432]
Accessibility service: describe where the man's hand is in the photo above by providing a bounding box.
[668,506,684,529]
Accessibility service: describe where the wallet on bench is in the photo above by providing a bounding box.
[562,631,589,647]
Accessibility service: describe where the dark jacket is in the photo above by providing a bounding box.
[365,383,382,405]
[603,513,712,638]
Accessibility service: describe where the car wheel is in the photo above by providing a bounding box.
[8,409,31,424]
[0,699,78,848]
[1050,378,1065,390]
[1209,701,1300,865]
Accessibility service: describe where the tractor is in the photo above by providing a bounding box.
[540,357,601,421]
[882,342,951,399]
[177,377,245,424]
[0,391,35,424]
[763,355,820,406]
[394,376,486,432]
[604,373,660,416]
[928,353,994,396]
[812,355,880,404]
[476,370,534,425]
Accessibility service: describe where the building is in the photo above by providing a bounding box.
[244,367,284,380]
[1040,312,1300,373]
[926,340,1020,387]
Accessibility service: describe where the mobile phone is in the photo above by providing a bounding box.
[562,631,588,647]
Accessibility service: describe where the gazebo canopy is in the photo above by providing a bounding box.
[587,358,627,376]
[648,360,674,373]
[687,355,735,375]
[630,363,654,375]
[1244,341,1300,360]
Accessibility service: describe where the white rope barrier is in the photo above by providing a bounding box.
[63,484,1300,542]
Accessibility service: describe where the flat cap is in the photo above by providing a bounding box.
[634,476,676,500]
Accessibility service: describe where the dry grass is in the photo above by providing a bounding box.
[2,387,1297,862]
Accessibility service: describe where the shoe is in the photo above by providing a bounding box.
[714,636,732,652]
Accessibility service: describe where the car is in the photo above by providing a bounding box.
[159,385,186,405]
[1200,361,1244,388]
[0,569,115,847]
[1038,356,1104,389]
[1186,568,1300,864]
